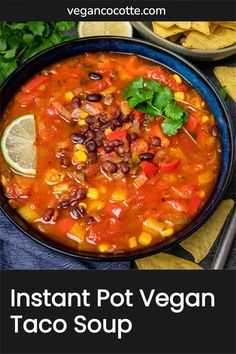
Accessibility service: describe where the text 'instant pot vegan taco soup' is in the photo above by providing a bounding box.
[0,53,221,254]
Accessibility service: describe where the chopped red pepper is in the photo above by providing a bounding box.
[188,196,202,216]
[132,109,144,120]
[159,159,181,173]
[104,202,125,219]
[21,75,48,93]
[107,129,127,141]
[186,115,199,133]
[182,183,199,194]
[141,161,158,177]
[57,218,75,233]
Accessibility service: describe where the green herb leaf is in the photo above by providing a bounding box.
[27,21,45,36]
[218,86,228,100]
[0,38,7,52]
[122,76,188,136]
[161,118,183,137]
[55,21,75,31]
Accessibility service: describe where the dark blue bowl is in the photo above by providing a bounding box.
[0,37,235,261]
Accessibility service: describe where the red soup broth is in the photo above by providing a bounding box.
[0,53,221,254]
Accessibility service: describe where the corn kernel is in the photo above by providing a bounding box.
[75,144,86,151]
[53,183,69,193]
[173,74,182,84]
[87,188,99,199]
[105,128,112,136]
[87,200,104,212]
[98,244,110,253]
[197,190,206,198]
[79,202,87,210]
[73,151,87,163]
[78,119,86,126]
[132,152,140,165]
[129,237,138,249]
[18,205,38,223]
[160,228,174,237]
[201,115,209,123]
[143,218,165,236]
[101,86,117,95]
[174,91,185,100]
[198,171,214,184]
[111,188,127,202]
[201,101,206,109]
[45,169,64,185]
[70,222,86,241]
[64,91,74,102]
[138,232,152,246]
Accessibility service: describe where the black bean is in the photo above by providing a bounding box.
[89,72,102,80]
[86,130,96,140]
[128,132,138,141]
[87,216,95,224]
[87,152,98,164]
[70,188,87,204]
[129,112,135,122]
[43,208,54,222]
[120,161,130,175]
[117,145,125,156]
[70,205,86,219]
[78,124,89,134]
[95,130,105,139]
[151,136,162,147]
[112,139,123,147]
[58,200,70,209]
[86,140,97,152]
[104,145,114,153]
[60,156,71,167]
[95,138,103,147]
[86,94,102,102]
[139,152,155,161]
[102,161,118,174]
[71,133,86,144]
[71,96,81,108]
[119,114,129,123]
[210,125,219,137]
[85,115,96,125]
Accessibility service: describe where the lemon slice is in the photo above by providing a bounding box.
[1,114,36,176]
[78,21,133,38]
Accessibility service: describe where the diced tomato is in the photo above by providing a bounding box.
[21,75,48,93]
[18,91,42,106]
[133,172,148,189]
[165,199,188,213]
[186,115,199,133]
[188,196,202,216]
[150,123,170,147]
[197,127,208,144]
[141,161,158,178]
[107,129,127,141]
[87,78,112,93]
[104,202,126,219]
[57,218,75,233]
[5,184,31,199]
[159,159,181,173]
[131,139,149,154]
[132,109,144,120]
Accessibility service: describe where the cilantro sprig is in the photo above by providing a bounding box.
[0,21,75,85]
[122,76,188,136]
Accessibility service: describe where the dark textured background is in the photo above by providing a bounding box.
[0,28,235,270]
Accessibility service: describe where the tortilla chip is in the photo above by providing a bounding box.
[214,66,236,101]
[136,253,203,270]
[191,22,210,35]
[155,22,192,30]
[209,23,218,34]
[169,33,182,43]
[215,22,236,31]
[152,22,186,38]
[182,26,236,50]
[181,200,234,263]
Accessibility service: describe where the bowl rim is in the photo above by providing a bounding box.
[0,36,235,262]
[132,21,236,57]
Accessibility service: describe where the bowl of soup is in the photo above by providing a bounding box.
[0,37,235,260]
